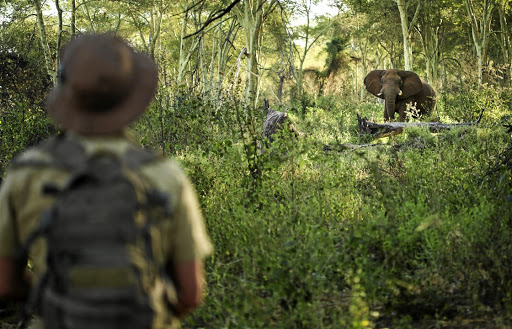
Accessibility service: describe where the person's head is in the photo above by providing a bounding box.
[46,33,158,135]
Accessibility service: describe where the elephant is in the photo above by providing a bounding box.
[364,69,436,121]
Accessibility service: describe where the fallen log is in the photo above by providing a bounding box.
[357,111,482,139]
[323,143,391,152]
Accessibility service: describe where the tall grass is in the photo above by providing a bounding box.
[1,87,511,328]
[134,91,512,328]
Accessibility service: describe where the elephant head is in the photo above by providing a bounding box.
[364,69,435,121]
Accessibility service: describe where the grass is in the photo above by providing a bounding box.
[1,90,511,328]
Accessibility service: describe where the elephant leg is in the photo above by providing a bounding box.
[383,109,389,121]
[397,102,408,121]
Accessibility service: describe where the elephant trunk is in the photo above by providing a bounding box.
[385,93,396,121]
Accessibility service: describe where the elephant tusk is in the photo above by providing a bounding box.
[398,90,403,96]
[377,92,383,97]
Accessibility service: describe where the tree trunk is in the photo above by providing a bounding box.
[498,5,512,86]
[71,0,76,36]
[216,19,239,96]
[415,2,443,88]
[32,0,55,81]
[359,38,369,102]
[55,0,63,74]
[287,0,330,100]
[177,6,201,86]
[81,2,96,33]
[396,0,420,71]
[357,113,482,139]
[396,0,412,70]
[238,0,270,108]
[465,0,495,86]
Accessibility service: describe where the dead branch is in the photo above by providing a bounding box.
[223,47,246,98]
[357,113,480,139]
[323,143,392,152]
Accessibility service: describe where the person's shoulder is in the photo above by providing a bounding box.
[139,154,191,198]
[8,137,57,170]
[143,155,187,181]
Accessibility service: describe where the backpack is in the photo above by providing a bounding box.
[13,135,173,329]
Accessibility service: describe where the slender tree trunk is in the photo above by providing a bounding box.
[177,11,201,86]
[236,0,278,107]
[354,22,369,101]
[396,0,412,70]
[149,5,163,58]
[216,19,239,95]
[177,7,189,86]
[288,0,331,100]
[241,0,264,107]
[55,0,63,73]
[207,26,219,95]
[465,0,495,85]
[81,2,96,33]
[498,5,512,86]
[71,0,76,36]
[277,50,287,103]
[395,0,420,71]
[416,8,443,88]
[32,0,55,81]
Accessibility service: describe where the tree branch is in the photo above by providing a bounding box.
[357,111,483,139]
[184,0,242,39]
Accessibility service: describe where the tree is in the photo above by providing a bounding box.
[287,0,332,99]
[336,0,407,70]
[395,0,420,70]
[414,0,449,86]
[465,0,496,85]
[120,0,172,57]
[235,0,279,107]
[496,0,512,85]
[32,0,55,80]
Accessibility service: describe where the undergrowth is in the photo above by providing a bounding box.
[152,92,512,328]
[1,89,511,328]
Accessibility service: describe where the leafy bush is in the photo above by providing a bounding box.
[0,101,55,176]
[175,94,512,328]
[2,85,512,328]
[440,84,512,124]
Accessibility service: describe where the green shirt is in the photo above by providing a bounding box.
[0,132,213,329]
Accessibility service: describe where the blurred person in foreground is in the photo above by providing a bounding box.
[0,33,212,329]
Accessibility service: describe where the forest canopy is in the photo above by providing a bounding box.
[1,0,511,109]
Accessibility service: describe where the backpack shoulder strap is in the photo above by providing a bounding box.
[42,134,88,171]
[8,134,87,171]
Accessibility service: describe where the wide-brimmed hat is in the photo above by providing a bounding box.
[46,33,158,134]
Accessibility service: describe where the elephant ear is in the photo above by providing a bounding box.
[398,71,422,99]
[364,70,385,99]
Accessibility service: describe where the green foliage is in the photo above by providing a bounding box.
[168,91,512,328]
[133,88,242,156]
[441,83,512,123]
[324,36,349,76]
[0,103,55,176]
[2,1,512,325]
[0,35,55,176]
[2,83,512,327]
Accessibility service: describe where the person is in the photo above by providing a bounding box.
[0,33,212,329]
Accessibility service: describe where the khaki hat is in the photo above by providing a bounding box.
[46,33,158,134]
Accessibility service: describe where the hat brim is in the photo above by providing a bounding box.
[46,52,158,135]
